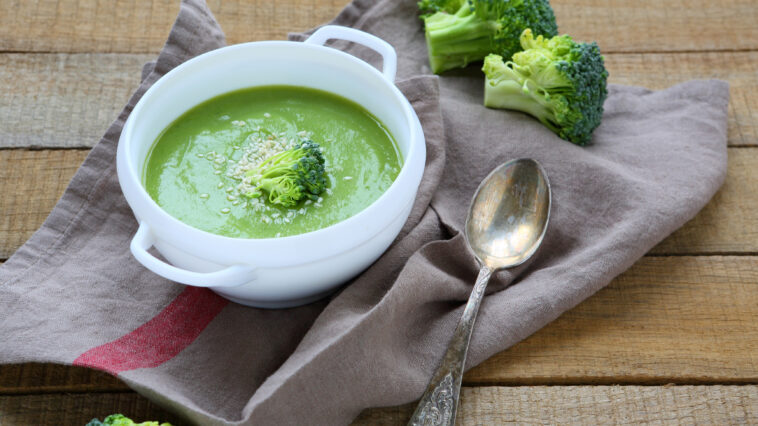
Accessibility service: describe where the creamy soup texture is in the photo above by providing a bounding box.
[143,86,402,238]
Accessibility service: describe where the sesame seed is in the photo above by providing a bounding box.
[343,176,353,181]
[220,208,231,214]
[217,182,224,189]
[196,153,205,158]
[227,195,237,201]
[199,193,209,199]
[263,113,271,118]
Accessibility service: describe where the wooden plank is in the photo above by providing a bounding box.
[1,0,757,54]
[0,53,151,149]
[1,386,756,425]
[0,149,89,260]
[0,364,126,395]
[0,0,347,54]
[465,256,758,385]
[2,51,755,149]
[653,148,758,254]
[603,52,758,148]
[551,0,758,53]
[1,256,756,395]
[355,385,758,425]
[0,392,182,426]
[2,148,755,259]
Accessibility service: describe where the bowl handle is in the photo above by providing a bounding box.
[304,25,398,83]
[130,222,256,288]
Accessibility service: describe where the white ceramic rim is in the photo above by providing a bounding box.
[118,27,425,268]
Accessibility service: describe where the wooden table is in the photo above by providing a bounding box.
[1,0,757,424]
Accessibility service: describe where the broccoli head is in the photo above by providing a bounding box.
[86,414,172,426]
[482,29,608,145]
[420,0,558,74]
[417,0,466,18]
[244,140,327,207]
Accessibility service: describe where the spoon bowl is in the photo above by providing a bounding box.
[466,158,551,269]
[409,158,551,426]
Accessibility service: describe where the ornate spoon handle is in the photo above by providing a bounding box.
[408,266,493,426]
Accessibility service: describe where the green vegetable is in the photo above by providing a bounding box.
[85,414,172,426]
[417,0,466,18]
[419,0,558,74]
[482,29,609,145]
[244,140,327,207]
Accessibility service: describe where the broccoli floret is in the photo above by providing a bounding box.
[420,0,558,74]
[244,140,327,207]
[417,0,466,18]
[86,414,172,426]
[482,29,608,145]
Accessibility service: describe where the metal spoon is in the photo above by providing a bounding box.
[408,158,551,426]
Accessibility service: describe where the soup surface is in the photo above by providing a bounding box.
[143,86,402,238]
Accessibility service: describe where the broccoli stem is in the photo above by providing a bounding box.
[483,78,559,134]
[424,7,500,73]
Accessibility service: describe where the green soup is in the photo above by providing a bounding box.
[143,86,402,238]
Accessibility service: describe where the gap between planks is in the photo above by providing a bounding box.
[1,50,757,149]
[2,255,756,393]
[2,147,757,259]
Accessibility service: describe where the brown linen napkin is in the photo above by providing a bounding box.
[0,0,728,425]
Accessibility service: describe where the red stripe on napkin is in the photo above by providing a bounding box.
[73,287,228,374]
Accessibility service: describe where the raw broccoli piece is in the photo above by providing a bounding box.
[420,0,558,73]
[244,140,327,207]
[85,414,172,426]
[482,29,608,145]
[417,0,466,18]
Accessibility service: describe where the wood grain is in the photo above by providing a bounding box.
[466,255,758,385]
[653,148,758,254]
[2,51,755,149]
[0,149,89,260]
[1,256,756,395]
[355,386,758,425]
[0,392,182,426]
[1,148,755,259]
[1,0,758,54]
[0,53,151,148]
[0,364,125,395]
[604,52,758,148]
[0,0,347,54]
[1,386,756,425]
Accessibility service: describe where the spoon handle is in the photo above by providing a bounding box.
[408,266,493,426]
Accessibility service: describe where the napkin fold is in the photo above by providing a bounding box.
[0,0,728,425]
